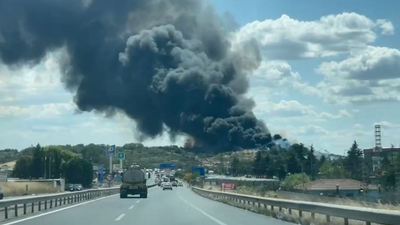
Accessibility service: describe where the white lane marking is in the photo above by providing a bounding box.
[2,194,118,225]
[128,205,134,210]
[115,214,125,221]
[178,194,227,225]
[136,200,141,203]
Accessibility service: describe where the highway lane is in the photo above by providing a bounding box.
[1,186,291,225]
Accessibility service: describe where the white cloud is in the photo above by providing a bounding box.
[296,125,329,136]
[0,103,74,119]
[318,46,400,80]
[375,121,400,130]
[233,13,393,60]
[376,19,394,35]
[250,60,322,98]
[0,49,71,106]
[353,124,364,130]
[316,46,400,104]
[252,60,300,86]
[255,100,352,121]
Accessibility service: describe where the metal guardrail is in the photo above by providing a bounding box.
[0,183,157,221]
[192,187,400,225]
[0,188,119,220]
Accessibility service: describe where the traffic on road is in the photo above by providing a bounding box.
[0,183,291,225]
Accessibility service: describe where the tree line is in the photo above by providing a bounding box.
[12,144,93,187]
[228,141,367,182]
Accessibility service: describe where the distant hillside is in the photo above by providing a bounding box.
[0,149,19,164]
[0,143,203,171]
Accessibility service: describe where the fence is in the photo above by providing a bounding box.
[0,183,157,221]
[0,188,118,221]
[192,187,400,225]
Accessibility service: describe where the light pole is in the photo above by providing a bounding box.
[44,156,47,178]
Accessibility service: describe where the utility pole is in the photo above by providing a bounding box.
[44,156,47,179]
[301,163,305,192]
[110,156,113,175]
[49,156,52,179]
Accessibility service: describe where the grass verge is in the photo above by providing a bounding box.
[0,181,59,197]
[196,189,380,225]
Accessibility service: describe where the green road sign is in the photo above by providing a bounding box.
[117,152,125,160]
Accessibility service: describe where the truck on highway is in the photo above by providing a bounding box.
[120,166,148,198]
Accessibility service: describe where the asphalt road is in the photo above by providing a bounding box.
[0,185,291,225]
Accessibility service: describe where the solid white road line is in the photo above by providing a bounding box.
[115,214,125,221]
[136,200,141,203]
[2,194,118,225]
[128,205,134,210]
[177,194,227,225]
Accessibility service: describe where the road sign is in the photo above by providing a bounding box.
[192,166,205,176]
[106,174,113,181]
[107,145,116,156]
[118,152,125,160]
[159,163,175,169]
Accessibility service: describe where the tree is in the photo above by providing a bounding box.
[346,141,364,180]
[278,165,286,180]
[319,155,327,166]
[287,152,301,174]
[44,146,64,178]
[64,158,93,187]
[30,144,44,178]
[265,154,276,178]
[281,173,310,190]
[319,161,346,179]
[230,156,240,176]
[12,156,32,178]
[252,151,266,177]
[304,144,317,180]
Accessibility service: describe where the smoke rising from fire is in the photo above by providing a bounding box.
[0,0,274,151]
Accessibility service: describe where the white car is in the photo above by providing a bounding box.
[162,182,173,190]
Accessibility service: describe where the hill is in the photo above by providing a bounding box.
[0,143,205,171]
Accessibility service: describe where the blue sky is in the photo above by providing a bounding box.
[1,0,399,154]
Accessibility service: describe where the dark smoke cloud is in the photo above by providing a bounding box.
[0,0,272,151]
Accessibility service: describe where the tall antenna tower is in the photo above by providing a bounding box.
[374,124,382,151]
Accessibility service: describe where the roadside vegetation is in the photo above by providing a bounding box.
[1,182,59,196]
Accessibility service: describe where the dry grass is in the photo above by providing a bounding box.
[198,191,380,225]
[0,182,59,197]
[230,185,400,211]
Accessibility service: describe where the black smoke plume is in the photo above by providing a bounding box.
[0,0,272,151]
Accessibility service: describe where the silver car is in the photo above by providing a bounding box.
[162,182,173,190]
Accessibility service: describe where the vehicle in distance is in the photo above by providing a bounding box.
[172,180,178,187]
[0,186,3,199]
[120,167,148,198]
[69,184,83,191]
[163,182,173,190]
[178,182,183,187]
